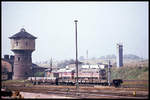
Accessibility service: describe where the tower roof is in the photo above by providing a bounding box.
[9,28,37,39]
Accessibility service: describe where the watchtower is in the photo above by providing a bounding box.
[9,28,37,80]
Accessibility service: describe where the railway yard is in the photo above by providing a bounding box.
[1,80,149,99]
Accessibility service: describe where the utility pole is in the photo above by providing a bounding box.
[108,60,111,86]
[86,50,88,64]
[74,20,79,93]
[50,57,52,71]
[86,50,88,60]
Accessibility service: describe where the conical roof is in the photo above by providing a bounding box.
[9,28,37,39]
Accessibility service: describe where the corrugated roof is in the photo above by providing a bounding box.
[9,28,37,39]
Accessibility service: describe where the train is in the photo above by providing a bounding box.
[28,68,123,87]
[2,64,123,87]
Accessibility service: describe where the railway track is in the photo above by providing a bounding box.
[46,90,148,99]
[3,84,148,99]
[2,79,148,98]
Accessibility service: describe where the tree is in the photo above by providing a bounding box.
[34,72,45,77]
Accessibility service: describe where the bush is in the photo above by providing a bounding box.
[110,66,148,80]
[34,72,45,77]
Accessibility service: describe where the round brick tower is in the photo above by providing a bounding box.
[9,28,37,80]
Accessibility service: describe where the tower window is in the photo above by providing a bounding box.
[3,67,8,73]
[16,42,18,46]
[18,57,20,61]
[25,72,28,76]
[26,42,28,46]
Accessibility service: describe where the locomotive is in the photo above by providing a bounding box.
[28,67,123,87]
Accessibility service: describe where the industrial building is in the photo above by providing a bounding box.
[9,28,37,80]
[116,43,123,68]
[1,55,14,80]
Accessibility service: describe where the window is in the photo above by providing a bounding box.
[26,42,28,46]
[16,42,18,46]
[25,72,28,76]
[18,57,20,61]
[54,73,59,78]
[3,67,8,73]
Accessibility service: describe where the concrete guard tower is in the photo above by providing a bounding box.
[116,43,123,68]
[9,28,37,80]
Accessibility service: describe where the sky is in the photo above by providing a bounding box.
[2,1,149,63]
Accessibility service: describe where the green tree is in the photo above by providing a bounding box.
[34,72,45,77]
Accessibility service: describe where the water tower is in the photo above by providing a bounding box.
[9,28,37,80]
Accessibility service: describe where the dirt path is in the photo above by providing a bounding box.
[20,92,72,99]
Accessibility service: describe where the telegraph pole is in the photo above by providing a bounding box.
[50,57,52,71]
[74,20,79,93]
[86,50,88,64]
[108,60,111,86]
[86,50,88,59]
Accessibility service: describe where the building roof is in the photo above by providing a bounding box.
[1,58,14,65]
[9,28,37,39]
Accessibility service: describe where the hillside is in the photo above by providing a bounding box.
[99,54,144,60]
[35,54,148,80]
[109,66,149,80]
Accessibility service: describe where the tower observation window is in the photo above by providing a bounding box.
[16,42,18,46]
[25,72,28,76]
[26,42,28,46]
[18,57,20,61]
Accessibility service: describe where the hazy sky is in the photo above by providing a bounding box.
[2,2,149,62]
